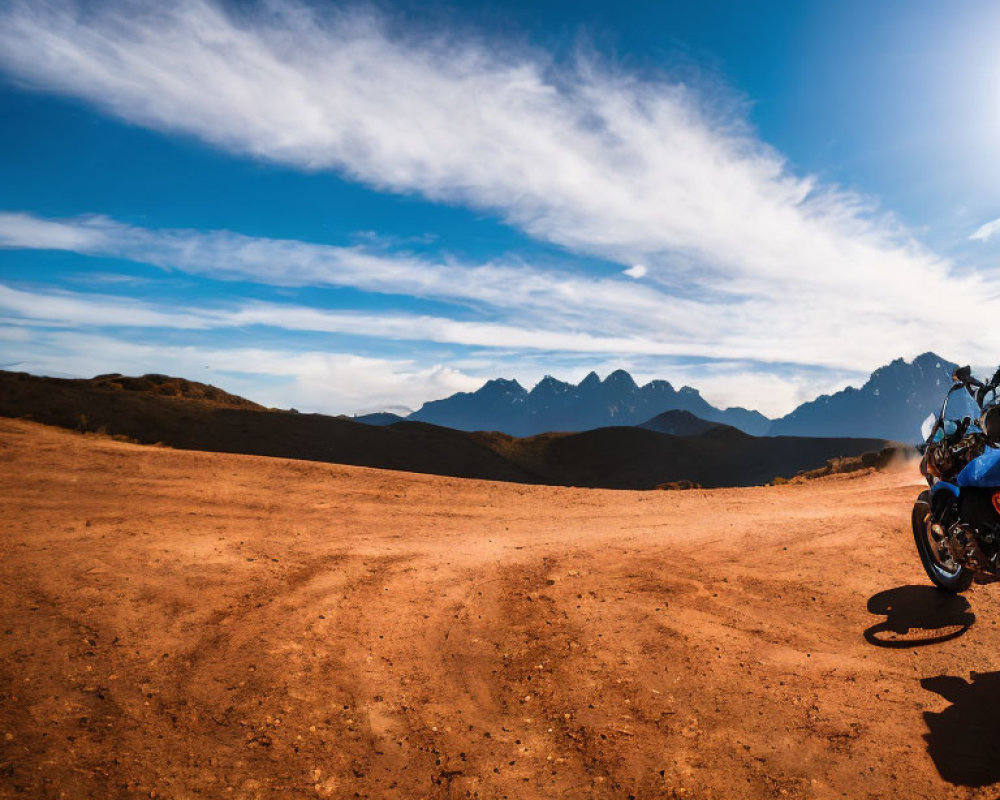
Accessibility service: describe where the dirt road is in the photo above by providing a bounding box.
[2,418,999,799]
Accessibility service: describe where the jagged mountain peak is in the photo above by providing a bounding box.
[479,377,526,395]
[409,367,769,436]
[407,353,975,441]
[642,379,676,393]
[603,369,638,390]
[530,375,573,396]
[770,352,968,441]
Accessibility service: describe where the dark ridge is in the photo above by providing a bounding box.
[88,372,266,409]
[0,371,535,483]
[354,412,406,426]
[0,370,891,490]
[637,409,728,437]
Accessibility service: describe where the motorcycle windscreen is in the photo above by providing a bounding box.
[956,447,1000,488]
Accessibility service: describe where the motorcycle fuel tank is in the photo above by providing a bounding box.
[957,447,1000,488]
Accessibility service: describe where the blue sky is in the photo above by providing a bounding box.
[1,0,1000,416]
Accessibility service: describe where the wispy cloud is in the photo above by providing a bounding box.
[0,326,480,413]
[0,280,780,360]
[1,1,997,414]
[0,318,860,417]
[0,2,972,297]
[0,211,680,333]
[2,211,998,377]
[0,283,213,329]
[971,217,1000,242]
[0,276,866,415]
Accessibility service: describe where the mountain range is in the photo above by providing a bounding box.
[768,352,979,440]
[405,369,771,435]
[363,352,980,442]
[0,370,892,490]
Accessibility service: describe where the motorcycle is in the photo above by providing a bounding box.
[912,365,1000,592]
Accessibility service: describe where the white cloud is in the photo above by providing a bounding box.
[971,217,1000,242]
[0,283,213,329]
[0,2,973,298]
[2,2,999,412]
[3,211,1000,379]
[0,280,791,361]
[623,264,647,279]
[0,282,952,417]
[659,363,865,419]
[0,212,682,334]
[0,318,852,417]
[0,211,105,250]
[0,327,480,414]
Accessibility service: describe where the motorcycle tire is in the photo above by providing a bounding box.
[912,490,973,593]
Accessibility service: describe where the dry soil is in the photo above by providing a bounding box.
[2,418,999,800]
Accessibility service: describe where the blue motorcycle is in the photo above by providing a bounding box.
[913,365,1000,592]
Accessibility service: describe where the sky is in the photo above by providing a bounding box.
[1,0,1000,417]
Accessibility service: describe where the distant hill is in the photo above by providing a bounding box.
[0,370,889,490]
[769,352,980,442]
[354,412,406,426]
[88,372,266,409]
[637,409,727,436]
[0,371,535,483]
[472,424,891,489]
[409,370,771,436]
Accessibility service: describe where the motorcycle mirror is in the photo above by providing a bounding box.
[920,412,936,442]
[953,365,972,383]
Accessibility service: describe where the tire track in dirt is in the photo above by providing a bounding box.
[6,420,1000,799]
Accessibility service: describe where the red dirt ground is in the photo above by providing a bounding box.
[2,418,999,799]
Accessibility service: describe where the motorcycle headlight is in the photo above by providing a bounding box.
[981,405,1000,445]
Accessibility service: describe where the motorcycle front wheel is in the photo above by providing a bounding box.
[912,490,972,593]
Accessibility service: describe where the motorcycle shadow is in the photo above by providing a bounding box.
[863,585,975,648]
[921,671,1000,787]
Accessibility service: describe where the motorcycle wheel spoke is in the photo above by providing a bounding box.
[926,524,960,575]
